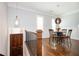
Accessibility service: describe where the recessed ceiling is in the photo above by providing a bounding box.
[8,2,79,16]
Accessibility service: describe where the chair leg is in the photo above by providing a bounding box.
[49,38,50,44]
[63,39,67,48]
[70,39,72,48]
[62,39,65,47]
[49,37,54,47]
[49,37,52,45]
[64,39,66,47]
[65,39,69,48]
[68,38,72,48]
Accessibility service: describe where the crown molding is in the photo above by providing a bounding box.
[8,3,79,18]
[7,3,53,16]
[61,9,79,17]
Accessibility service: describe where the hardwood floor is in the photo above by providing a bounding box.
[43,39,71,56]
[26,39,79,56]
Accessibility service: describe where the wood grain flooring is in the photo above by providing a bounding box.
[26,38,79,56]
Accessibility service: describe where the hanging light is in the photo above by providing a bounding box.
[12,3,22,34]
[15,2,19,27]
[15,16,19,26]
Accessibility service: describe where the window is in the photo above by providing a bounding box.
[52,18,55,30]
[37,15,43,30]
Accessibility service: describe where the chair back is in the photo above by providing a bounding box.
[67,29,72,37]
[49,29,54,36]
[62,29,67,35]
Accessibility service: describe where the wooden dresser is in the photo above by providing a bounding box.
[10,34,23,56]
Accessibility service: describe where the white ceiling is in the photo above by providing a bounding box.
[8,2,79,17]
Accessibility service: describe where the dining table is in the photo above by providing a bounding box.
[50,32,69,48]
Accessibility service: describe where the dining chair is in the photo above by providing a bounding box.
[51,34,57,48]
[62,29,67,35]
[67,29,72,37]
[61,29,67,46]
[49,29,54,45]
[65,29,72,48]
[67,29,72,47]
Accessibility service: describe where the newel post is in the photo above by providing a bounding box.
[36,30,42,56]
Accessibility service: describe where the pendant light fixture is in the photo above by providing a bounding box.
[15,2,19,27]
[15,16,19,26]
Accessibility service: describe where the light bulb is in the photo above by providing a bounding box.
[15,16,19,26]
[15,20,19,26]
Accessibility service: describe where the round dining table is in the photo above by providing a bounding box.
[50,32,70,48]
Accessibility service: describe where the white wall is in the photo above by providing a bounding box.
[52,12,79,40]
[8,7,52,38]
[0,3,8,55]
[61,13,79,40]
[55,12,79,40]
[43,16,52,38]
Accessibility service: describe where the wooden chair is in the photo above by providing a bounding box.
[61,29,67,46]
[65,29,72,48]
[67,29,72,37]
[67,29,72,48]
[62,29,67,35]
[49,29,54,45]
[51,34,58,48]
